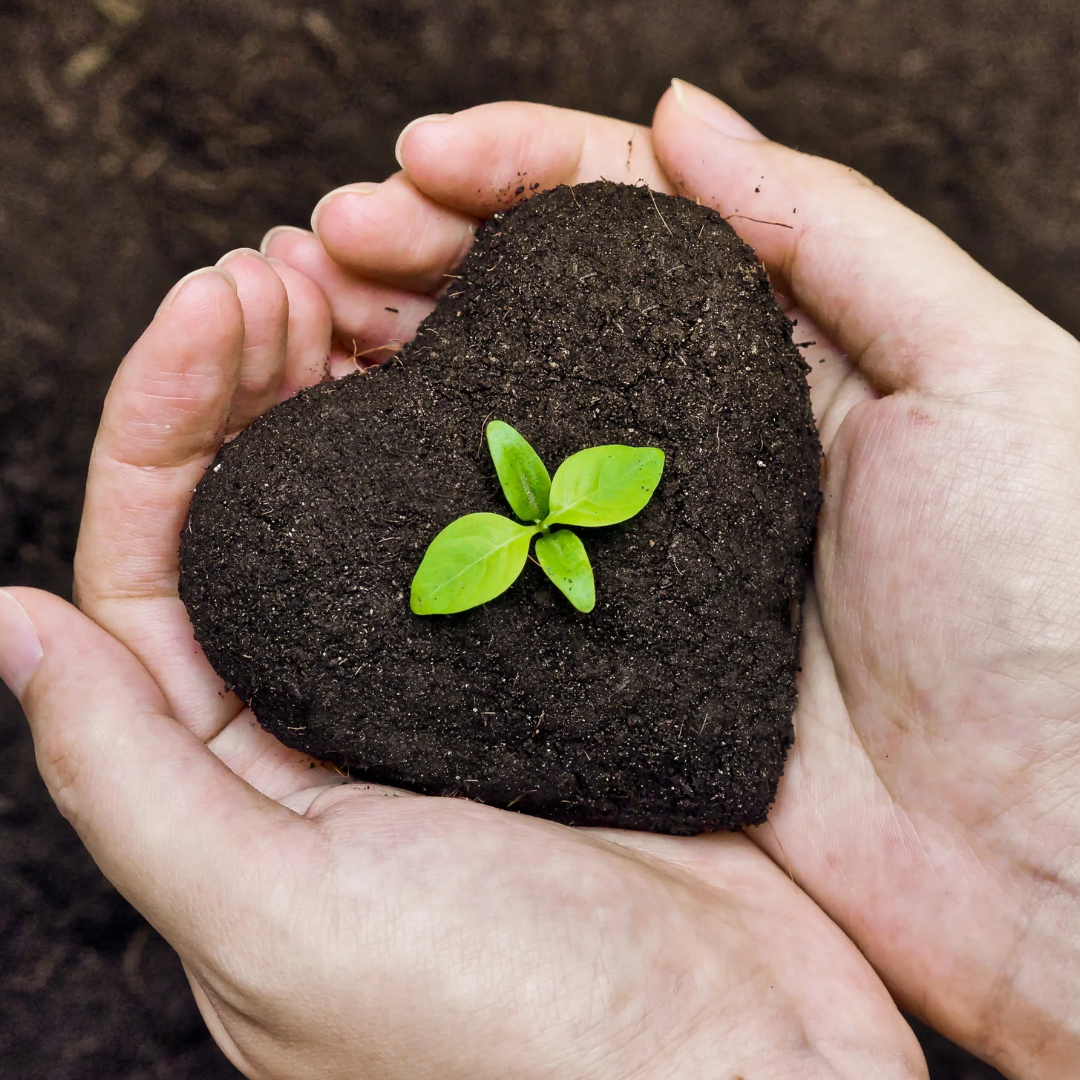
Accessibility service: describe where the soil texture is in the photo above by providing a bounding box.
[180,182,821,834]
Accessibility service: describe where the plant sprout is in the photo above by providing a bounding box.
[411,421,664,615]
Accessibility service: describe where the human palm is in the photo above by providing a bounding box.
[0,100,934,1079]
[270,89,1080,1076]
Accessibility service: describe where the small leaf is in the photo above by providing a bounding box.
[545,445,665,527]
[411,513,538,614]
[486,421,551,522]
[535,529,595,613]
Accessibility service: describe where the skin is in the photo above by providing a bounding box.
[287,86,1080,1076]
[3,81,1077,1076]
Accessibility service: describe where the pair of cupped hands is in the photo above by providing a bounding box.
[2,80,1079,1080]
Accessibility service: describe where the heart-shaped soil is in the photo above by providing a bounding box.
[179,181,821,834]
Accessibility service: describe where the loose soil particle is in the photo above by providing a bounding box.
[179,181,821,834]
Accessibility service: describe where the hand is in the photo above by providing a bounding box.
[653,82,1080,1080]
[292,86,1080,1078]
[0,161,926,1076]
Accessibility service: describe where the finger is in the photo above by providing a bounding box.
[215,249,288,430]
[652,80,1079,395]
[0,588,303,962]
[311,172,478,294]
[75,267,246,738]
[204,707,425,817]
[266,258,334,397]
[783,305,875,453]
[261,225,435,364]
[206,707,348,803]
[396,102,674,218]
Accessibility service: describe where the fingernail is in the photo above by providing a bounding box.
[670,79,766,141]
[216,247,269,268]
[0,590,43,699]
[310,182,379,233]
[259,224,311,257]
[394,113,452,169]
[156,267,237,316]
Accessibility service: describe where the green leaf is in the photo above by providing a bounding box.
[486,421,551,522]
[545,445,665,527]
[535,529,595,613]
[411,513,538,615]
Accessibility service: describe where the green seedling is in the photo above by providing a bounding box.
[411,421,664,615]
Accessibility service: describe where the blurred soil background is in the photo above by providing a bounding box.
[3,0,1077,1075]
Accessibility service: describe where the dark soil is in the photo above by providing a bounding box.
[180,182,820,834]
[7,0,1065,1074]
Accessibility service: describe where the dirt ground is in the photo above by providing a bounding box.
[4,0,1078,1075]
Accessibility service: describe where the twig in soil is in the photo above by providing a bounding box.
[348,338,402,371]
[533,710,545,735]
[649,189,674,236]
[724,213,794,229]
[507,788,539,808]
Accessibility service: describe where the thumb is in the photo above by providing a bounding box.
[0,587,304,963]
[652,80,1077,395]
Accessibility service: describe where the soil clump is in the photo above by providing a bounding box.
[182,181,820,833]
